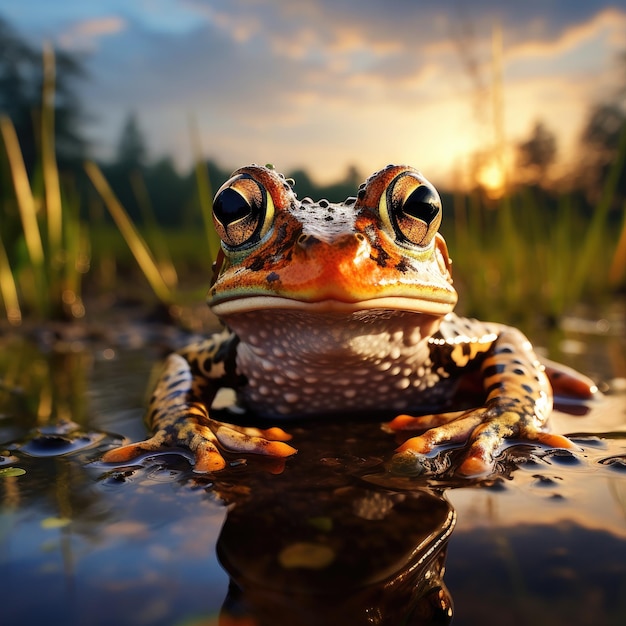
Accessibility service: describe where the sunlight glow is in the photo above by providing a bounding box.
[476,160,507,199]
[5,1,622,190]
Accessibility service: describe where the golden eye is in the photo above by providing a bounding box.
[212,174,275,249]
[379,172,442,247]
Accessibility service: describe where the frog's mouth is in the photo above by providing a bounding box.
[208,229,458,319]
[210,294,456,319]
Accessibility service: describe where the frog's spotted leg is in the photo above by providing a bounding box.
[102,332,296,472]
[542,358,598,402]
[391,327,595,477]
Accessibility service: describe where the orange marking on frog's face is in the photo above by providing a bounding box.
[208,164,457,318]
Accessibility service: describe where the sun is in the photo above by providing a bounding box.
[476,160,507,199]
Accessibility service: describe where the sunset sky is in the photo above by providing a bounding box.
[1,1,625,189]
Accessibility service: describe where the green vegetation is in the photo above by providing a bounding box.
[447,121,626,323]
[0,18,624,329]
[0,46,88,323]
[0,467,26,478]
[445,184,625,324]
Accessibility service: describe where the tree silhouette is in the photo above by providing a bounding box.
[578,103,626,203]
[0,16,87,171]
[582,103,625,159]
[115,112,148,170]
[576,49,626,203]
[516,121,557,186]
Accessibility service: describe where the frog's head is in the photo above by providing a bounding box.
[208,164,457,320]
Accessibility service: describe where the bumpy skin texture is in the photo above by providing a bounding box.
[390,321,576,475]
[102,331,296,472]
[102,164,596,476]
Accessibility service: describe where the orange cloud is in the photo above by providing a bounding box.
[59,16,126,50]
[508,6,626,60]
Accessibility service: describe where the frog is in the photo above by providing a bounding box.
[102,164,597,476]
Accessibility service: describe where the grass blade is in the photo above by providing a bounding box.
[41,44,63,266]
[188,115,221,266]
[130,170,178,289]
[84,161,173,305]
[0,115,48,316]
[0,232,22,325]
[0,117,45,268]
[609,200,626,288]
[570,122,626,300]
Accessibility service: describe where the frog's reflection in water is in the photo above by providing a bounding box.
[212,471,455,626]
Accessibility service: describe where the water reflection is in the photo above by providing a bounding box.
[1,332,626,625]
[0,331,458,624]
[96,413,460,625]
[0,336,91,443]
[208,464,455,625]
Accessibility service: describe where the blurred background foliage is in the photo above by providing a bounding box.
[0,14,624,328]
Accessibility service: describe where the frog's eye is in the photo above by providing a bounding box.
[379,173,442,247]
[213,174,275,249]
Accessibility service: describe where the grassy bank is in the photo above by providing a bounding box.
[0,52,624,328]
[1,158,624,328]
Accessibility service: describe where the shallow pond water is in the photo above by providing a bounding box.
[0,320,625,626]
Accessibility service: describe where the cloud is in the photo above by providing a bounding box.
[502,7,626,144]
[58,16,126,51]
[68,0,625,184]
[507,7,626,62]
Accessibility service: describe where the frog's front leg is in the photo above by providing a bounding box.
[102,334,296,472]
[392,327,579,476]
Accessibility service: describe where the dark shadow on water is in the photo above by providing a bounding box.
[1,334,626,625]
[213,470,455,625]
[447,522,626,626]
[97,416,460,626]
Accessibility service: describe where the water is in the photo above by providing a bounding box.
[0,323,625,625]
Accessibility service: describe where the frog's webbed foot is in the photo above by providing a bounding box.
[101,426,227,472]
[102,350,297,472]
[390,404,577,477]
[102,412,296,473]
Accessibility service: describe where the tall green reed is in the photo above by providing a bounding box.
[85,117,221,313]
[84,161,174,307]
[188,115,221,266]
[0,50,621,326]
[447,167,623,324]
[0,46,87,323]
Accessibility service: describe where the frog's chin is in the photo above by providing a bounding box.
[209,295,455,318]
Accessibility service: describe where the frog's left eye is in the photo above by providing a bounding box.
[379,173,442,247]
[213,174,275,249]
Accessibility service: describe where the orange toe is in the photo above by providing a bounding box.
[264,440,298,458]
[193,450,227,472]
[388,415,423,431]
[260,427,293,442]
[533,432,578,450]
[458,455,492,477]
[395,436,432,454]
[101,443,147,464]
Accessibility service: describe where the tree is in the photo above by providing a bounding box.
[516,121,557,186]
[143,156,191,226]
[115,112,148,170]
[575,48,626,203]
[0,16,87,170]
[581,103,625,159]
[578,103,626,203]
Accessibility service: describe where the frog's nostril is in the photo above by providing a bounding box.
[353,233,371,260]
[297,234,320,248]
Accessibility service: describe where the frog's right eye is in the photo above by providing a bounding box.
[378,172,442,248]
[213,174,275,249]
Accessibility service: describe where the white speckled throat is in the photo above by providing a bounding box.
[224,307,451,418]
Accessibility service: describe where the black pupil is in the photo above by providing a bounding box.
[214,188,251,226]
[403,187,439,224]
